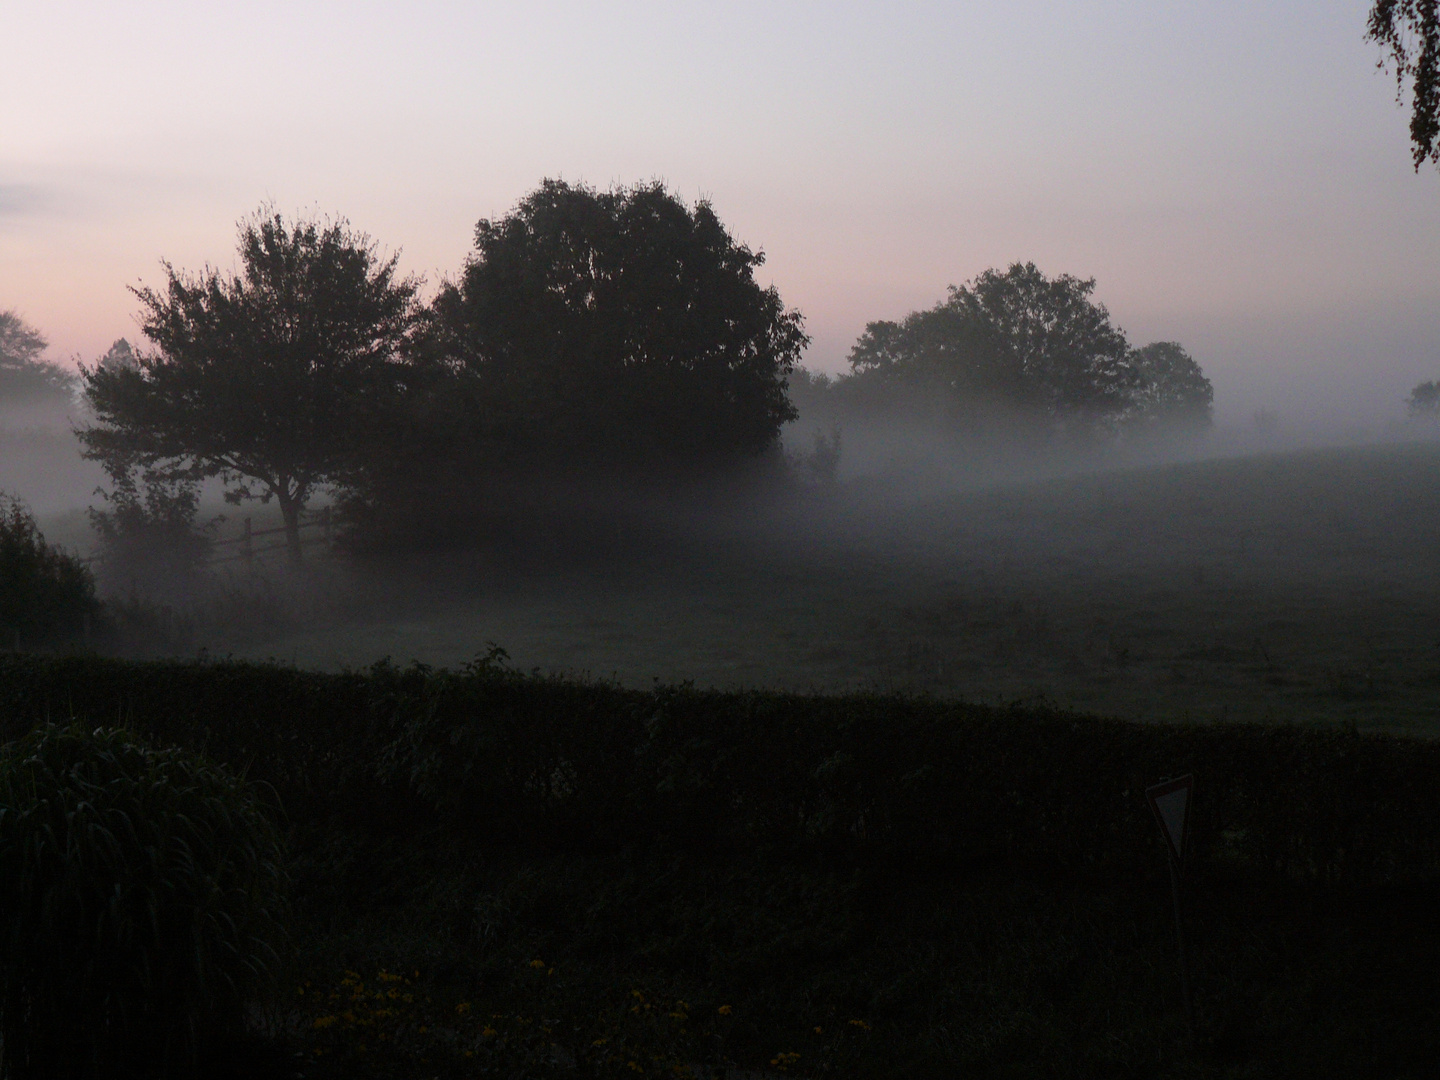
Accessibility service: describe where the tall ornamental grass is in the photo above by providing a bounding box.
[0,724,288,1078]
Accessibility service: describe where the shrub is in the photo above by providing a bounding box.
[0,493,100,650]
[0,724,289,1078]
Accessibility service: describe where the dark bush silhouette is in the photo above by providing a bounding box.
[0,723,288,1078]
[0,493,99,650]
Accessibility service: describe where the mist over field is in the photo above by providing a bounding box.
[9,343,1437,734]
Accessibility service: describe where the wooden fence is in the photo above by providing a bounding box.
[81,507,336,570]
[208,507,336,565]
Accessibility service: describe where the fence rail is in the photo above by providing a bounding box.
[81,507,335,569]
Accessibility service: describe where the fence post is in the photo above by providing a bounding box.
[242,517,253,565]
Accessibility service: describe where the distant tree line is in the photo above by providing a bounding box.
[796,263,1212,444]
[69,181,1217,562]
[0,311,75,413]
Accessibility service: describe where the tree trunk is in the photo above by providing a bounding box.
[278,491,304,563]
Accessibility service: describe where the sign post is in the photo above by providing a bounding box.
[1145,774,1195,1041]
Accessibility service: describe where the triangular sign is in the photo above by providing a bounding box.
[1145,775,1194,865]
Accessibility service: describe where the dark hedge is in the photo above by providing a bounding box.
[1,653,1436,883]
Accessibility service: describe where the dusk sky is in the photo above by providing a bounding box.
[5,0,1438,428]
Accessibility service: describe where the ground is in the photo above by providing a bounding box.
[194,439,1440,733]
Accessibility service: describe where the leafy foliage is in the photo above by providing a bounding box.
[340,180,807,550]
[78,209,420,560]
[847,263,1142,436]
[1368,0,1440,169]
[5,657,1440,1074]
[3,653,1439,884]
[87,459,211,593]
[0,493,99,649]
[841,265,1213,442]
[0,311,73,407]
[430,178,806,472]
[1406,377,1440,418]
[0,723,288,1078]
[1124,341,1214,434]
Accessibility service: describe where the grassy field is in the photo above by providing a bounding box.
[214,440,1440,734]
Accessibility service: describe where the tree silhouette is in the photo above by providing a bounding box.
[79,210,419,561]
[847,263,1138,435]
[431,179,806,474]
[1124,342,1213,434]
[0,311,73,407]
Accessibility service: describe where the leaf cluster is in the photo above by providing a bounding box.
[0,723,289,1078]
[0,311,73,407]
[79,210,421,555]
[0,493,99,648]
[4,655,1438,887]
[843,263,1211,438]
[1368,0,1440,169]
[431,179,806,472]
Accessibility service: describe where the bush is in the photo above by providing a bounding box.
[0,493,100,650]
[0,724,289,1078]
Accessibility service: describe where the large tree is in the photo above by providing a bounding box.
[79,210,419,561]
[430,179,807,473]
[1368,0,1440,169]
[847,263,1137,435]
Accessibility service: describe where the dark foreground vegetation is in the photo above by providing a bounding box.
[2,652,1438,1077]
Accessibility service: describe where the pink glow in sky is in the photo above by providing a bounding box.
[4,0,1439,426]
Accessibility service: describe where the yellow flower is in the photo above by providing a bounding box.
[848,1019,872,1030]
[717,1005,732,1015]
[312,1015,338,1030]
[456,1002,472,1015]
[482,1026,498,1038]
[813,1026,823,1034]
[529,959,546,969]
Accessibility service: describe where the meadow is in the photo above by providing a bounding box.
[217,438,1440,734]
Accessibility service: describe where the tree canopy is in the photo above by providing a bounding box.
[79,210,419,560]
[1407,378,1440,418]
[847,263,1144,435]
[0,311,73,408]
[1367,0,1440,169]
[844,264,1210,439]
[1124,342,1214,434]
[430,179,807,473]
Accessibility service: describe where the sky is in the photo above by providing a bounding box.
[4,0,1438,428]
